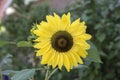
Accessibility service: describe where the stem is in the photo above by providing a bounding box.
[44,67,58,80]
[48,68,58,79]
[45,69,49,80]
[35,67,48,71]
[0,67,2,80]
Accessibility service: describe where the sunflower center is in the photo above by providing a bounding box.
[51,31,73,52]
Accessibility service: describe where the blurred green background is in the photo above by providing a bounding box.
[0,0,120,80]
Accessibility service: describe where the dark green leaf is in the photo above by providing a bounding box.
[86,41,102,63]
[96,33,106,42]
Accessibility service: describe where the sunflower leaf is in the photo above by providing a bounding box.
[11,69,35,80]
[17,41,32,47]
[86,41,102,63]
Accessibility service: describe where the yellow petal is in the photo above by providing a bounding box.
[69,52,78,67]
[33,29,50,38]
[53,13,61,30]
[61,13,71,30]
[39,21,49,29]
[66,53,73,69]
[52,53,59,68]
[40,21,56,34]
[48,50,56,65]
[69,21,86,35]
[71,51,83,64]
[36,45,51,56]
[66,12,71,24]
[71,18,80,27]
[34,41,50,49]
[46,15,56,26]
[58,54,63,70]
[33,30,41,36]
[56,53,60,67]
[39,21,48,28]
[33,22,54,37]
[34,37,50,42]
[78,50,88,58]
[41,51,51,64]
[53,13,61,21]
[63,53,71,72]
[76,34,92,40]
[75,40,90,50]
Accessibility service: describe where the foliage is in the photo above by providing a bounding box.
[0,0,120,80]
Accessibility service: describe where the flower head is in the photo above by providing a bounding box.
[32,12,91,72]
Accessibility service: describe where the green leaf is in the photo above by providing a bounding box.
[17,41,32,47]
[11,69,35,80]
[0,40,9,47]
[86,41,102,63]
[96,33,106,42]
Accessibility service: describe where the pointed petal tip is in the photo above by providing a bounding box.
[67,12,71,16]
[58,66,62,70]
[36,53,41,56]
[79,59,84,64]
[89,35,92,39]
[41,61,45,64]
[66,68,71,72]
[53,12,57,16]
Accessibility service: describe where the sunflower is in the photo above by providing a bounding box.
[32,12,91,72]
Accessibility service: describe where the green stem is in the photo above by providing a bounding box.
[45,69,49,80]
[35,67,48,71]
[48,68,58,79]
[0,67,2,80]
[44,67,58,80]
